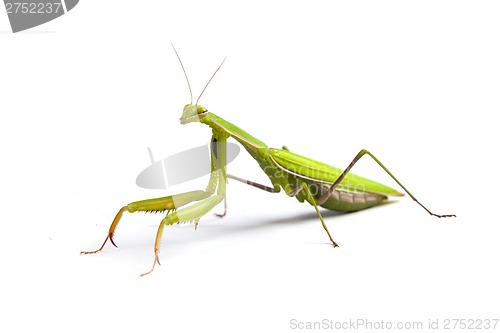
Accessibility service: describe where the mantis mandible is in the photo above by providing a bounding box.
[82,47,455,275]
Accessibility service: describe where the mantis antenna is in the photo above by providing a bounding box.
[196,57,227,105]
[171,44,193,104]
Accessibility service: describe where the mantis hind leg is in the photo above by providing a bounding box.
[318,149,455,218]
[288,183,339,248]
[141,195,224,276]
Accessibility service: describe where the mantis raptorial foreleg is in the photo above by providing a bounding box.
[141,194,224,276]
[318,149,456,218]
[80,190,211,255]
[80,206,129,255]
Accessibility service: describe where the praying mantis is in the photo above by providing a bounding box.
[81,47,455,275]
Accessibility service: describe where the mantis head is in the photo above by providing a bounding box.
[172,45,225,125]
[180,104,208,124]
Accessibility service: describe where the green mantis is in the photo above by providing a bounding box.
[82,48,455,276]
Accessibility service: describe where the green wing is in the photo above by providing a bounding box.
[270,148,404,197]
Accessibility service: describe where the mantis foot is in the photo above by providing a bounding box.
[432,213,456,218]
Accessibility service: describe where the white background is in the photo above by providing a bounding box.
[1,1,499,332]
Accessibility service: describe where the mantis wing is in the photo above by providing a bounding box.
[270,148,404,197]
